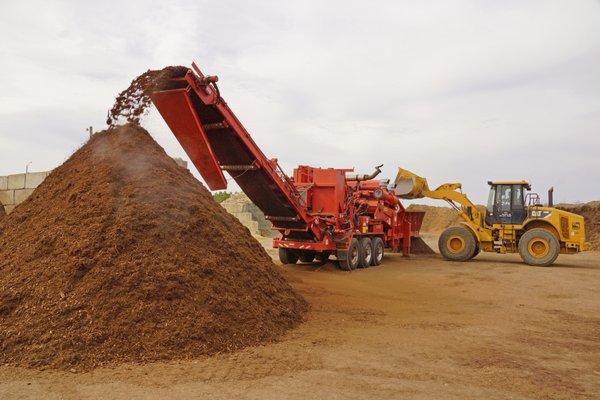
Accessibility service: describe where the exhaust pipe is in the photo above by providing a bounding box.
[346,164,383,182]
[548,187,554,207]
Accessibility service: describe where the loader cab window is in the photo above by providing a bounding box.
[510,184,526,224]
[486,186,496,214]
[512,185,524,208]
[486,184,527,225]
[498,185,512,213]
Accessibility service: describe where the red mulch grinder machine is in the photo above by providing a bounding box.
[151,63,424,270]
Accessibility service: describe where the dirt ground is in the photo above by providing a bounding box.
[1,235,599,399]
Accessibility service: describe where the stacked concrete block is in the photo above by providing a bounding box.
[234,211,260,234]
[220,193,277,238]
[172,157,188,170]
[0,171,51,214]
[0,182,12,212]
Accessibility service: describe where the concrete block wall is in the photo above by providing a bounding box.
[0,171,50,214]
[221,193,277,238]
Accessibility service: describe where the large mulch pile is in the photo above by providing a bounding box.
[0,124,307,370]
[557,201,600,250]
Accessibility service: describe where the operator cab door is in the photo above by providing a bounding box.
[486,184,526,225]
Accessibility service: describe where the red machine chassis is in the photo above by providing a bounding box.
[150,63,424,264]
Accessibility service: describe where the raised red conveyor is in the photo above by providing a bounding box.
[151,63,310,231]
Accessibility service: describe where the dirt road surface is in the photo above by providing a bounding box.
[1,244,599,399]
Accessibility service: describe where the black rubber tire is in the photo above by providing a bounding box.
[469,244,481,260]
[371,237,384,266]
[338,238,360,271]
[298,251,316,263]
[358,237,373,268]
[279,248,299,265]
[518,228,560,266]
[438,226,477,261]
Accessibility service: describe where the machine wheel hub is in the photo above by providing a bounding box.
[364,244,372,264]
[375,247,383,263]
[447,236,466,253]
[351,246,359,265]
[528,238,549,258]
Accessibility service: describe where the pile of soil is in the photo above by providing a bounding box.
[407,204,461,234]
[409,237,436,255]
[0,124,307,370]
[106,66,189,127]
[557,201,600,250]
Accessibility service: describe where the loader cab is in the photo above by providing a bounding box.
[485,181,531,226]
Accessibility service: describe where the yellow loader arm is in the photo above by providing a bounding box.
[392,168,486,230]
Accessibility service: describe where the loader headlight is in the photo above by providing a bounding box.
[572,222,580,231]
[373,188,383,199]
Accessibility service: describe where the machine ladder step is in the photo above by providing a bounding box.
[203,121,229,131]
[220,163,259,172]
[265,215,299,222]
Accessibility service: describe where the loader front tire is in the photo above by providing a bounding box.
[469,244,481,259]
[518,228,559,267]
[438,226,477,262]
[279,248,299,265]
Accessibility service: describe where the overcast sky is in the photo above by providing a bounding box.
[1,0,599,204]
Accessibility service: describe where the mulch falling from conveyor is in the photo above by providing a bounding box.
[106,66,189,127]
[0,124,308,370]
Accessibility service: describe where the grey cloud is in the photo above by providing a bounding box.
[0,0,599,205]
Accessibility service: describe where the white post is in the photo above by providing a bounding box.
[25,162,32,188]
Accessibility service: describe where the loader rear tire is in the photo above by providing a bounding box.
[438,226,477,262]
[279,248,299,265]
[518,228,560,266]
[338,238,360,271]
[371,237,384,266]
[358,237,373,268]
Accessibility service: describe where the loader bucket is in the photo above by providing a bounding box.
[393,168,429,199]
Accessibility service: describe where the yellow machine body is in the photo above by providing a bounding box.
[393,168,588,263]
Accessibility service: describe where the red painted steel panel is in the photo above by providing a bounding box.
[405,211,425,235]
[150,63,421,256]
[151,89,227,190]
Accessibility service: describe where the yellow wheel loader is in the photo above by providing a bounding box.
[393,169,589,266]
